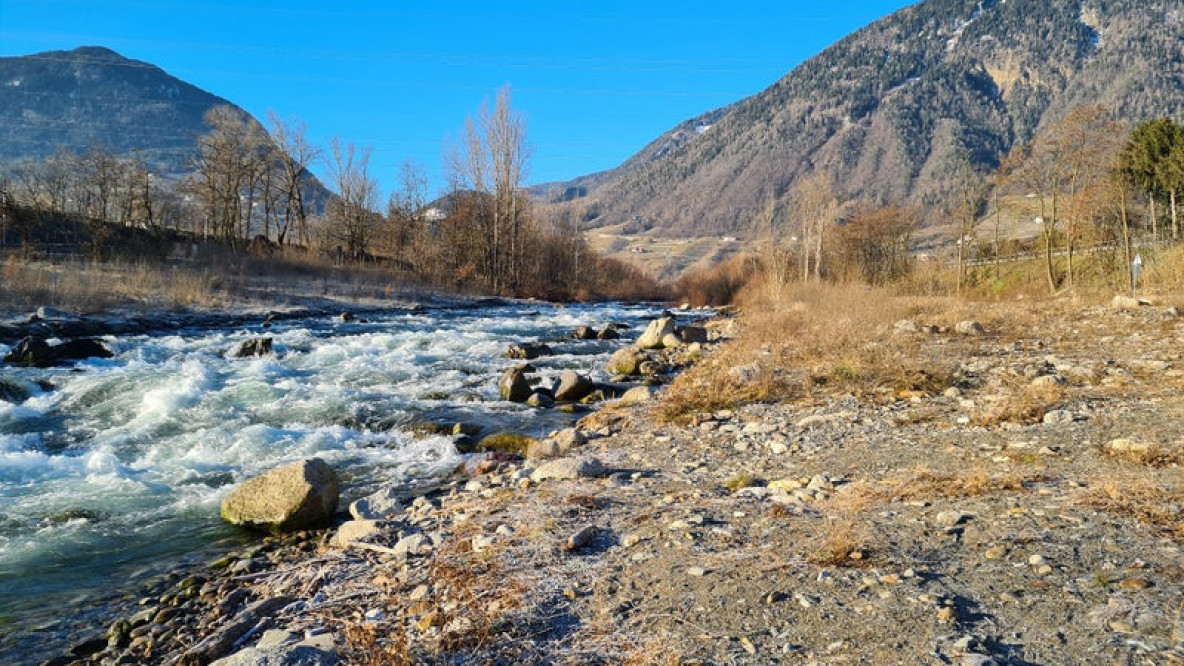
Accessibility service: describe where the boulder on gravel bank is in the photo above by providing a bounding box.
[635,317,676,350]
[220,459,340,532]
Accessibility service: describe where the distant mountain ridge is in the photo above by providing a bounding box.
[548,0,1184,238]
[0,46,243,177]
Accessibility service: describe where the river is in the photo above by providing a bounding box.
[0,300,674,663]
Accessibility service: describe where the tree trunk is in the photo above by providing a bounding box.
[1120,184,1133,292]
[1171,188,1179,240]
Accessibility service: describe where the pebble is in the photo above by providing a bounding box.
[471,534,494,553]
[984,546,1007,560]
[564,525,598,551]
[1119,578,1152,590]
[935,510,970,527]
[686,566,709,577]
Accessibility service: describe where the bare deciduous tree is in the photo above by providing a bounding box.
[325,137,380,261]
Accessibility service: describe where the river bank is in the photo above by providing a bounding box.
[32,293,1183,665]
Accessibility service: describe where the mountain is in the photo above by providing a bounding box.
[548,0,1184,240]
[0,46,244,177]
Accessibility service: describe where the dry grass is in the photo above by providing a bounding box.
[805,517,873,568]
[970,383,1066,426]
[827,467,1049,509]
[1080,474,1184,541]
[0,252,438,316]
[0,256,225,312]
[1104,440,1184,468]
[657,281,955,422]
[338,536,529,665]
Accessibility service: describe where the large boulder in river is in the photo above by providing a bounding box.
[635,317,676,350]
[0,377,30,404]
[499,367,533,402]
[220,458,340,532]
[554,370,595,402]
[3,336,113,367]
[597,327,620,340]
[230,337,273,358]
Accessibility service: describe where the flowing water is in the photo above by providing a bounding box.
[0,300,672,661]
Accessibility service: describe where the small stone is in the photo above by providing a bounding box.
[1109,620,1135,634]
[687,566,709,577]
[416,612,439,632]
[936,606,957,623]
[564,525,598,551]
[530,457,608,482]
[471,534,495,553]
[1119,578,1152,590]
[984,546,1007,560]
[935,510,970,527]
[955,320,986,336]
[1028,554,1046,566]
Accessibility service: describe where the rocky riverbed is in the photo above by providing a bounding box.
[46,297,1184,665]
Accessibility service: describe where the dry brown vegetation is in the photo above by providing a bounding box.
[0,250,441,315]
[658,279,953,421]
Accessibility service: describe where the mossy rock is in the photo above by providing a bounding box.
[476,432,539,455]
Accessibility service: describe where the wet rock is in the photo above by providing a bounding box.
[498,367,532,403]
[230,337,273,358]
[597,327,620,340]
[220,459,340,532]
[504,342,553,360]
[572,326,597,340]
[0,377,31,403]
[526,391,555,408]
[554,370,595,402]
[3,336,113,367]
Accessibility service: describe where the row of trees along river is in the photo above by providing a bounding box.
[0,86,663,302]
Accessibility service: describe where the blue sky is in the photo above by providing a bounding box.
[0,0,916,198]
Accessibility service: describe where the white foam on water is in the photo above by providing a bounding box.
[0,302,664,644]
